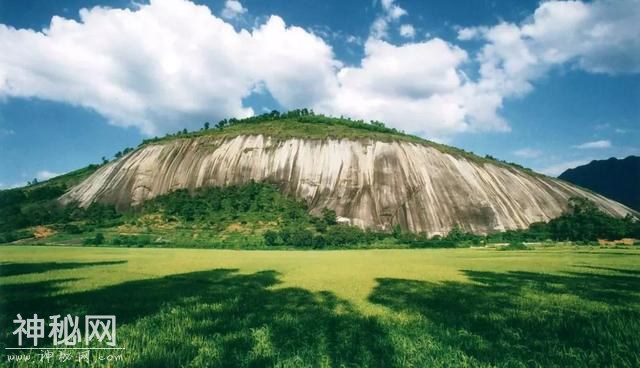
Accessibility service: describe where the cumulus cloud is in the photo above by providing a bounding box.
[399,24,415,38]
[459,0,640,102]
[513,148,541,158]
[0,0,493,138]
[314,38,486,137]
[457,26,486,41]
[447,0,639,138]
[573,140,612,149]
[0,0,338,135]
[0,0,638,140]
[221,0,247,20]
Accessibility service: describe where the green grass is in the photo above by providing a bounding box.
[24,165,99,191]
[155,119,423,144]
[1,245,639,367]
[144,119,533,173]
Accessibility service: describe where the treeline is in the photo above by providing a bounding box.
[139,109,410,146]
[142,181,310,225]
[484,154,534,172]
[263,197,640,249]
[1,177,638,248]
[0,184,120,243]
[263,208,388,248]
[494,197,640,242]
[398,197,640,247]
[132,109,526,171]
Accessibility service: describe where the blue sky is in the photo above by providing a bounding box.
[0,0,638,187]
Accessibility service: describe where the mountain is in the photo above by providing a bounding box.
[59,113,635,236]
[559,156,640,212]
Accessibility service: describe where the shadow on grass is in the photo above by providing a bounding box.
[0,260,127,277]
[3,261,640,367]
[1,265,393,367]
[369,269,640,367]
[576,264,640,276]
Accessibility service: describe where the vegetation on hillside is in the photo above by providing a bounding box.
[133,109,532,171]
[1,175,638,248]
[0,165,105,243]
[483,197,640,243]
[0,115,636,247]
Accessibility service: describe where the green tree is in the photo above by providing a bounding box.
[263,230,280,246]
[392,224,402,238]
[84,232,105,245]
[322,208,337,225]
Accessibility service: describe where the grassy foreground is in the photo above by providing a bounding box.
[1,245,639,367]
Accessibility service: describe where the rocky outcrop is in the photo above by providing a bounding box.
[60,135,636,235]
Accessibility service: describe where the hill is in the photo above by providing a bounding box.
[559,156,640,211]
[2,110,638,248]
[59,110,634,236]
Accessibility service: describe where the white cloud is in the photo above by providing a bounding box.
[447,0,640,140]
[539,158,592,176]
[462,0,640,104]
[0,0,338,135]
[314,38,489,137]
[513,148,541,158]
[457,26,486,41]
[399,24,415,38]
[36,170,61,181]
[345,35,362,44]
[339,0,637,138]
[370,0,407,39]
[221,0,247,20]
[0,0,638,140]
[381,0,407,20]
[573,139,612,149]
[519,0,640,74]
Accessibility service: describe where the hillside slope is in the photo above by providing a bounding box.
[60,127,635,235]
[559,156,640,212]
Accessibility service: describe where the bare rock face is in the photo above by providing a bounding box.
[60,135,635,235]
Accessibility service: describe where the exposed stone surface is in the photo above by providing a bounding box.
[61,135,636,235]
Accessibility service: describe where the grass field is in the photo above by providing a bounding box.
[1,245,640,367]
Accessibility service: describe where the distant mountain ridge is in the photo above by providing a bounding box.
[559,156,640,211]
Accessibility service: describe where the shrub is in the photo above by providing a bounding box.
[63,224,83,234]
[321,208,337,225]
[283,227,314,247]
[325,225,365,246]
[84,232,105,246]
[111,234,152,246]
[263,230,281,246]
[312,234,327,249]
